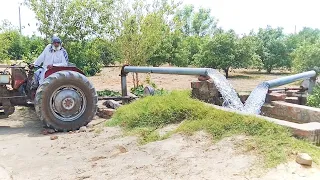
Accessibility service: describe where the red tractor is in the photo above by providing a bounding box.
[0,64,97,131]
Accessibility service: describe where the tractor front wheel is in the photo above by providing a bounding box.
[35,71,98,131]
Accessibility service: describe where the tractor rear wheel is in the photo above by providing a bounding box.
[34,71,98,131]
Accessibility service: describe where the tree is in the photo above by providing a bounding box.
[286,27,320,53]
[116,0,177,87]
[175,5,217,37]
[194,30,257,78]
[255,26,291,73]
[25,0,114,41]
[292,43,320,73]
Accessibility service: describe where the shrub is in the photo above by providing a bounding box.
[307,85,320,108]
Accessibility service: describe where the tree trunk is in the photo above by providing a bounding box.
[267,67,272,74]
[135,72,139,87]
[224,68,230,78]
[132,73,136,88]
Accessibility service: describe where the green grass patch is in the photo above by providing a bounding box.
[107,91,320,167]
[97,89,121,96]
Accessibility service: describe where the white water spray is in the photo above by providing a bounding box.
[207,69,270,115]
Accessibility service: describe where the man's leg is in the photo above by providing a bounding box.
[32,69,42,89]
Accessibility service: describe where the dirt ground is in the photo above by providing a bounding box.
[1,67,319,180]
[88,67,293,92]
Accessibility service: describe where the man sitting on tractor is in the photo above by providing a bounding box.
[30,36,69,88]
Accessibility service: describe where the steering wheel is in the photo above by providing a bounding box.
[27,62,43,69]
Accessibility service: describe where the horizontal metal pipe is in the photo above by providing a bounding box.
[123,66,210,76]
[265,71,316,88]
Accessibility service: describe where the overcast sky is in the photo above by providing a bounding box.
[1,0,320,36]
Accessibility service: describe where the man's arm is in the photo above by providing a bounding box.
[34,44,51,66]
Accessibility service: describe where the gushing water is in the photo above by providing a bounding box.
[207,69,270,114]
[243,83,270,114]
[207,70,244,111]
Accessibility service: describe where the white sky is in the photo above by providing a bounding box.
[1,0,320,36]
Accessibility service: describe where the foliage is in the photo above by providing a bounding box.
[25,0,115,41]
[292,42,320,73]
[194,30,256,78]
[307,85,320,108]
[0,29,45,62]
[66,41,103,76]
[254,26,291,73]
[130,75,169,97]
[108,91,320,167]
[97,89,121,96]
[175,5,217,37]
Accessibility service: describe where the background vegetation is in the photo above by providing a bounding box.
[0,0,319,77]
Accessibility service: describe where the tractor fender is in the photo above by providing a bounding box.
[44,67,85,78]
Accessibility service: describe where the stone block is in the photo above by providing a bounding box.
[285,97,299,104]
[238,91,251,103]
[104,100,122,109]
[286,90,297,97]
[96,108,116,119]
[191,80,223,105]
[269,101,320,123]
[296,153,313,166]
[266,92,286,103]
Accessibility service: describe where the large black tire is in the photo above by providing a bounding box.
[35,71,98,131]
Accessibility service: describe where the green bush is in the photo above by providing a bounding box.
[97,89,121,97]
[307,85,320,108]
[65,38,119,76]
[108,91,320,167]
[65,41,103,76]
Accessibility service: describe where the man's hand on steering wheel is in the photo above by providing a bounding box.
[28,63,35,69]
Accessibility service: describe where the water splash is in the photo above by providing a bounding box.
[207,69,244,111]
[207,69,270,115]
[243,83,270,114]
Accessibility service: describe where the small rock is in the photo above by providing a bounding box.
[42,128,56,135]
[50,136,58,140]
[296,153,313,166]
[91,156,107,162]
[116,145,128,153]
[96,108,115,119]
[79,126,87,132]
